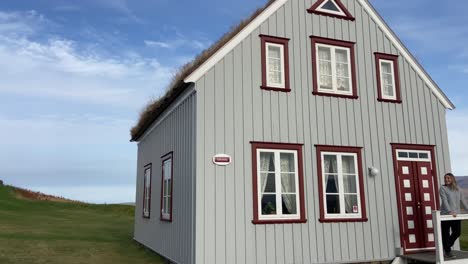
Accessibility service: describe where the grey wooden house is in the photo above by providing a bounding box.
[130,0,455,263]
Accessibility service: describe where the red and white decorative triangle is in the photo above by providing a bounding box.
[307,0,355,21]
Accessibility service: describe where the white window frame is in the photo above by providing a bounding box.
[265,42,286,88]
[316,0,346,16]
[316,43,353,95]
[379,59,397,100]
[161,157,172,220]
[321,151,362,219]
[396,149,431,162]
[143,166,151,218]
[256,148,301,221]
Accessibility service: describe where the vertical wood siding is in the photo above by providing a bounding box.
[134,91,196,264]
[194,0,451,263]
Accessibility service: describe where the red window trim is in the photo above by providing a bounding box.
[250,141,307,224]
[310,36,358,99]
[259,35,291,92]
[315,145,368,223]
[307,0,355,21]
[375,53,402,103]
[143,163,152,219]
[160,152,174,222]
[390,143,439,254]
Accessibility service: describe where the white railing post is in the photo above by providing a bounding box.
[433,210,444,264]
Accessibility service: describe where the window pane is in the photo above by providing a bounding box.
[343,175,357,193]
[322,0,340,12]
[336,63,349,77]
[261,173,276,193]
[164,160,171,179]
[318,46,331,60]
[382,73,393,86]
[384,85,395,97]
[336,77,350,91]
[342,155,356,174]
[324,155,337,173]
[280,153,295,172]
[319,61,332,77]
[409,152,418,158]
[268,70,282,85]
[419,153,429,159]
[145,175,150,187]
[261,194,277,215]
[167,179,172,196]
[282,194,297,214]
[398,152,408,158]
[345,194,358,214]
[268,58,281,71]
[326,194,340,214]
[167,197,171,214]
[325,174,339,193]
[335,49,348,63]
[260,152,275,172]
[281,173,296,193]
[268,45,281,59]
[381,61,392,74]
[320,75,333,89]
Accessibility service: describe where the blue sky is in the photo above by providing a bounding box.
[0,0,467,203]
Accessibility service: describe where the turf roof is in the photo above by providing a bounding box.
[130,0,276,141]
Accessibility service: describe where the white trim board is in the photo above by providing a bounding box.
[183,0,454,110]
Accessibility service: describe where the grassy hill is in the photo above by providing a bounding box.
[0,185,163,264]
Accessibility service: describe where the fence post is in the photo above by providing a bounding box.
[433,210,444,264]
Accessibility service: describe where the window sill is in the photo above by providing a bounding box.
[307,10,355,21]
[313,91,358,99]
[252,218,307,225]
[143,215,150,219]
[160,217,172,222]
[261,86,291,92]
[319,217,368,223]
[377,98,402,104]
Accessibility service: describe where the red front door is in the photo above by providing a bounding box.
[396,160,437,252]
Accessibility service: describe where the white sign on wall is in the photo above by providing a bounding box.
[212,154,232,166]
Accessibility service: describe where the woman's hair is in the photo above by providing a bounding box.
[445,173,459,191]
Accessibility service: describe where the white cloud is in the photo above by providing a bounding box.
[0,11,175,107]
[144,37,211,51]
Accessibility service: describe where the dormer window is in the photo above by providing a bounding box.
[260,35,291,92]
[307,0,355,21]
[375,53,402,103]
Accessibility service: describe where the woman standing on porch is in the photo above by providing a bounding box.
[440,173,468,258]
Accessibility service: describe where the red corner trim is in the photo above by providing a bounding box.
[251,142,307,224]
[310,36,358,99]
[160,151,174,222]
[307,0,355,21]
[315,145,367,223]
[374,53,402,103]
[259,35,291,92]
[143,163,152,219]
[390,143,439,254]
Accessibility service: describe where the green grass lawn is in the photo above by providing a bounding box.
[461,221,468,250]
[0,185,163,264]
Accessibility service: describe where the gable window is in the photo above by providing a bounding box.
[160,152,173,222]
[375,53,402,103]
[143,164,152,218]
[251,142,306,224]
[316,145,367,222]
[260,35,291,92]
[311,36,357,99]
[307,0,355,21]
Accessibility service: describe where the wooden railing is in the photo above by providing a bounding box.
[432,211,468,264]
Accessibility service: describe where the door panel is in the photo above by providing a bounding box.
[415,162,436,247]
[397,161,424,250]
